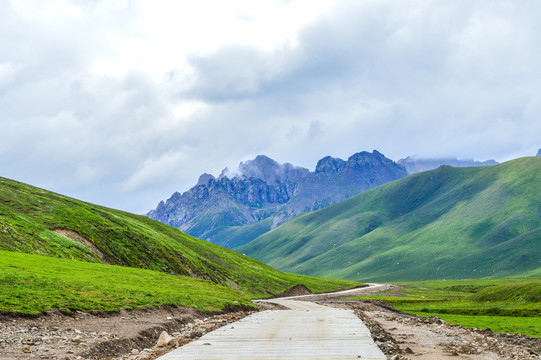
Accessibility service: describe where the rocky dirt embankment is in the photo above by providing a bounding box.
[0,306,256,360]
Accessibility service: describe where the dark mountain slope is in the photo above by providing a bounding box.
[237,157,541,282]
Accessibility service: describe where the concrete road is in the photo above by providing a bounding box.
[157,292,386,360]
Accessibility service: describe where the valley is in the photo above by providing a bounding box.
[238,157,541,282]
[1,156,540,359]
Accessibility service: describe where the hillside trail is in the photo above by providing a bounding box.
[156,286,386,360]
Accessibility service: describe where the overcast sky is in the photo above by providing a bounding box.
[2,0,541,213]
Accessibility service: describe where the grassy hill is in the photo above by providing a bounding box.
[0,176,359,315]
[0,250,255,314]
[237,157,541,282]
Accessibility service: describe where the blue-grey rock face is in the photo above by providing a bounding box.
[537,148,541,157]
[397,156,498,174]
[147,150,408,248]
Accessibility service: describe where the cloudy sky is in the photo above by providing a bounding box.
[2,0,541,213]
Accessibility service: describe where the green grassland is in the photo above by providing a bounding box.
[345,277,541,337]
[0,250,255,314]
[203,217,275,249]
[0,176,359,315]
[237,157,541,282]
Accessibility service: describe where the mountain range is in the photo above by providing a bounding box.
[147,150,408,248]
[237,157,541,282]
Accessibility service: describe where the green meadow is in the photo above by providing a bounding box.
[0,250,256,314]
[345,277,541,337]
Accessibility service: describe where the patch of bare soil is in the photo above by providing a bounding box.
[270,284,313,298]
[324,300,541,360]
[0,306,254,360]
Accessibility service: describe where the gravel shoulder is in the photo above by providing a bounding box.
[314,285,541,360]
[0,306,258,360]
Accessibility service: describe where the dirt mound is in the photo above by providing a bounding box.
[272,284,313,298]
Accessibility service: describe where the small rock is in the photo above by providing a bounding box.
[131,348,139,355]
[166,316,173,320]
[37,346,49,352]
[156,331,174,347]
[72,336,83,343]
[22,345,31,353]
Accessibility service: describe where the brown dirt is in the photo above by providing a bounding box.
[0,306,254,360]
[303,284,541,359]
[323,299,541,360]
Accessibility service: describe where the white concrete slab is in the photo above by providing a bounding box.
[157,297,385,360]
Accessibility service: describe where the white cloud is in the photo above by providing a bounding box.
[123,151,188,191]
[1,0,540,213]
[0,62,21,84]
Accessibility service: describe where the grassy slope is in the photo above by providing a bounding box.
[0,250,255,315]
[237,157,541,282]
[203,217,275,248]
[345,277,541,337]
[0,176,359,301]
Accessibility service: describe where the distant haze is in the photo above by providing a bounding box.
[1,1,540,213]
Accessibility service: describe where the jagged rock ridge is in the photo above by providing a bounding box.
[147,151,408,248]
[397,156,498,174]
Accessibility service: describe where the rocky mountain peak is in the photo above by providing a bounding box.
[217,167,231,180]
[197,173,215,186]
[315,156,347,173]
[346,150,396,169]
[239,155,309,184]
[239,155,281,182]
